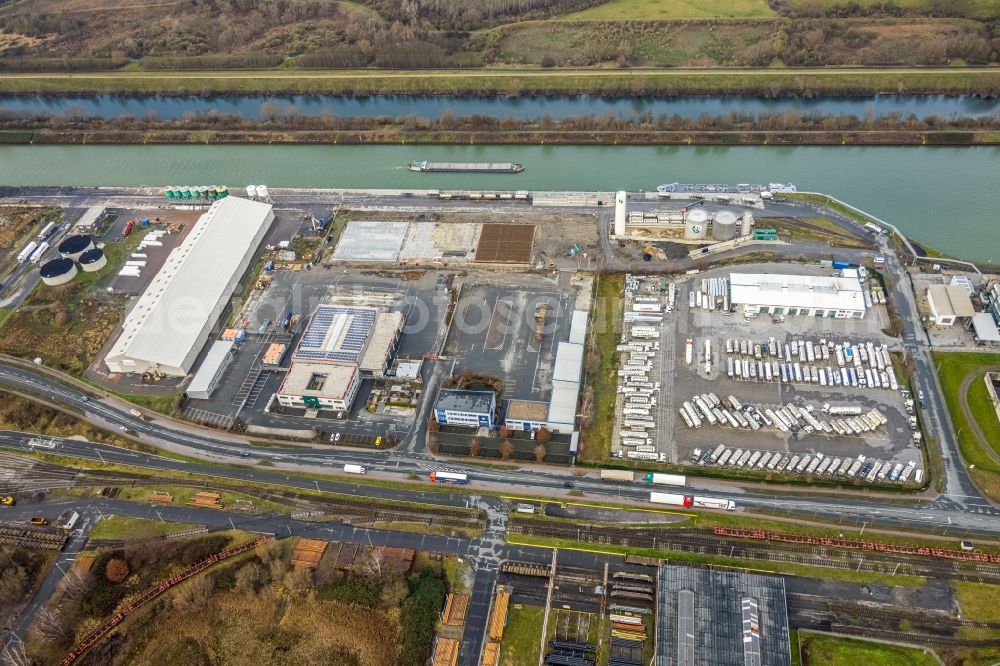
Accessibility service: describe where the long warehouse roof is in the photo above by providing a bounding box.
[106,197,273,372]
[729,272,865,312]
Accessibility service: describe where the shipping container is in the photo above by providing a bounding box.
[646,473,686,486]
[600,469,634,482]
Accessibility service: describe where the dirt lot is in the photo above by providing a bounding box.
[475,223,536,264]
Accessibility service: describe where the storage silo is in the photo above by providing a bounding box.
[164,187,175,199]
[39,257,77,286]
[256,185,269,199]
[614,190,627,237]
[198,185,211,199]
[58,234,94,261]
[684,208,709,240]
[712,210,739,241]
[216,186,228,198]
[78,247,107,273]
[245,185,257,198]
[741,212,754,236]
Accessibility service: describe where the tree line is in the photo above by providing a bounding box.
[3,107,999,133]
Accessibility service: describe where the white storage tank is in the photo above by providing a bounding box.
[712,210,739,241]
[614,190,627,237]
[245,185,257,198]
[256,185,269,199]
[684,208,709,240]
[78,247,107,272]
[39,257,77,286]
[57,234,94,261]
[741,211,754,236]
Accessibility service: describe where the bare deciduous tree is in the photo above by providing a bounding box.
[533,444,546,463]
[468,437,481,457]
[364,548,386,578]
[1,639,31,666]
[499,440,515,460]
[30,607,67,644]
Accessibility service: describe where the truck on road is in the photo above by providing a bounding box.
[645,473,685,487]
[343,464,366,475]
[55,509,79,531]
[600,469,634,482]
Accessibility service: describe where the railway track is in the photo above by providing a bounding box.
[510,520,1000,583]
[0,525,68,550]
[830,624,1000,647]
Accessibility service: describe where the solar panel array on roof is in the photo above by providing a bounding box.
[656,565,790,666]
[295,305,376,364]
[677,589,696,666]
[742,597,762,666]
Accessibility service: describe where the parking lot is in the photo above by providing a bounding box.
[613,263,924,481]
[443,277,575,402]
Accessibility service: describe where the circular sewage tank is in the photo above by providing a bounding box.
[57,234,94,261]
[78,247,107,273]
[684,208,709,240]
[712,210,740,241]
[39,257,77,286]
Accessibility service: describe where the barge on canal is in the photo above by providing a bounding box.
[408,161,524,174]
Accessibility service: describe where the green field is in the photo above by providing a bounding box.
[783,0,999,18]
[800,632,940,666]
[89,516,199,540]
[562,0,776,19]
[932,351,1000,501]
[953,581,1000,622]
[499,605,545,666]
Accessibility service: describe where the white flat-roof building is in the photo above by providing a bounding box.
[275,362,361,411]
[186,340,235,400]
[547,341,584,432]
[927,284,975,327]
[729,272,866,319]
[105,197,274,376]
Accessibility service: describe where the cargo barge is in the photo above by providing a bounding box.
[408,161,524,174]
[656,182,796,195]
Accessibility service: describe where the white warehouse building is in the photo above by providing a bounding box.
[105,197,274,376]
[729,272,866,319]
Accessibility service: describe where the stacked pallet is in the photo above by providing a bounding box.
[481,641,501,666]
[442,593,470,626]
[186,492,223,509]
[431,638,460,666]
[148,491,173,504]
[290,539,328,569]
[481,586,510,666]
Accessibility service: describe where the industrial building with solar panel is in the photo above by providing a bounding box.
[275,304,404,412]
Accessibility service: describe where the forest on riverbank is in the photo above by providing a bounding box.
[3,107,1000,145]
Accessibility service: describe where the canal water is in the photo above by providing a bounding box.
[1,94,999,121]
[1,144,997,262]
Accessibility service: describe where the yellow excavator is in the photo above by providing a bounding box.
[1,495,15,507]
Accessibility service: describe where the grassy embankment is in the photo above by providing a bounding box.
[510,509,1000,553]
[579,272,623,463]
[932,351,1000,502]
[499,605,545,666]
[0,68,998,96]
[799,632,940,666]
[562,0,776,19]
[88,516,199,540]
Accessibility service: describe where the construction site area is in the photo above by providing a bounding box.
[327,208,598,270]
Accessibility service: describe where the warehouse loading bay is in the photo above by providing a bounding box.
[612,263,924,485]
